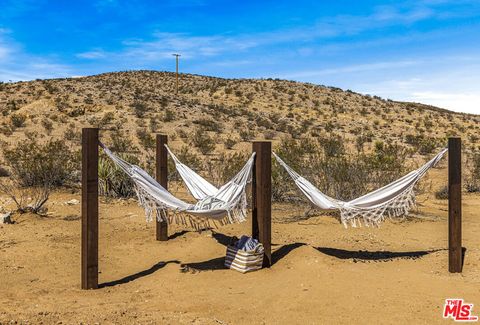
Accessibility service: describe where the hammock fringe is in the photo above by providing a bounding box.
[134,184,249,230]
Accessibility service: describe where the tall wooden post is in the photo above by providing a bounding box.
[448,137,462,273]
[156,134,169,241]
[82,128,99,289]
[252,141,272,267]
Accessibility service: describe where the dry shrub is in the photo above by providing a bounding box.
[0,139,77,213]
[435,186,448,199]
[466,153,480,192]
[137,129,155,149]
[3,139,77,187]
[131,100,149,118]
[206,152,250,186]
[193,117,223,132]
[11,113,27,128]
[109,130,134,152]
[272,136,409,203]
[162,108,176,122]
[190,128,216,155]
[223,136,237,150]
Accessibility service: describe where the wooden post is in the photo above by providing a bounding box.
[448,137,462,273]
[156,134,169,241]
[82,128,99,289]
[252,141,272,267]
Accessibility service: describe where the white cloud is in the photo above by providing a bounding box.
[283,53,480,115]
[354,71,480,115]
[76,50,107,59]
[408,91,480,114]
[75,1,452,64]
[0,61,72,81]
[0,29,12,60]
[121,32,258,60]
[282,60,420,79]
[0,31,73,81]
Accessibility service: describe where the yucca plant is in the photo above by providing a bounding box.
[98,153,138,198]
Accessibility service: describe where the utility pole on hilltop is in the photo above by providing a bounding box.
[172,53,181,94]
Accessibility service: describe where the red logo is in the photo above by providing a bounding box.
[443,299,478,322]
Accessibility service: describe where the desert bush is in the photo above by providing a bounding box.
[264,130,276,140]
[190,128,216,155]
[162,108,175,122]
[109,130,134,152]
[405,134,439,155]
[0,166,9,177]
[131,100,149,118]
[176,129,188,140]
[207,152,250,185]
[66,106,85,117]
[137,129,155,149]
[11,113,27,128]
[41,118,53,134]
[64,126,81,143]
[193,117,223,132]
[255,116,273,129]
[272,136,409,203]
[25,131,38,141]
[239,128,256,141]
[55,96,70,111]
[0,139,77,213]
[355,134,371,152]
[466,153,480,192]
[224,136,237,150]
[435,186,448,199]
[319,135,345,157]
[99,112,115,127]
[149,117,158,132]
[0,123,14,136]
[3,139,77,187]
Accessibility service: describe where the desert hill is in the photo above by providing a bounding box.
[0,70,478,157]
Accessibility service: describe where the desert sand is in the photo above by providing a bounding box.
[1,166,479,325]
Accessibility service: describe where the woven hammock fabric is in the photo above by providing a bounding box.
[273,148,447,227]
[100,143,255,228]
[165,145,218,200]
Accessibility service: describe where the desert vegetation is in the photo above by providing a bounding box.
[0,139,77,213]
[0,71,478,211]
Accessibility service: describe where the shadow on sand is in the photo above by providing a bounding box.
[183,230,307,271]
[168,230,190,240]
[99,260,180,288]
[272,242,306,265]
[315,247,445,261]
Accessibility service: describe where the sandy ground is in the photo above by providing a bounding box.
[1,167,479,324]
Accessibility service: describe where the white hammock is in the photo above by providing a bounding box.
[273,148,447,227]
[165,145,218,200]
[100,143,255,229]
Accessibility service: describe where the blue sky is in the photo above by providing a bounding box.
[1,0,480,114]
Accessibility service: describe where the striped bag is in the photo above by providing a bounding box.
[224,238,264,273]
